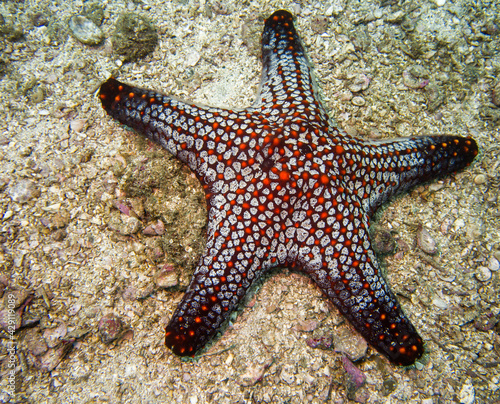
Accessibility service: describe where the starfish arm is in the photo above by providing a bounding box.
[345,135,478,216]
[164,204,287,356]
[99,77,255,186]
[253,10,329,124]
[293,196,424,366]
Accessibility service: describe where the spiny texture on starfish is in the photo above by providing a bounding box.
[99,10,478,366]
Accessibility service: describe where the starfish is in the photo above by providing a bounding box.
[99,10,478,366]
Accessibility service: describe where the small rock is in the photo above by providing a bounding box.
[342,355,366,390]
[487,256,499,272]
[143,220,165,236]
[453,218,465,231]
[371,226,396,255]
[425,83,444,112]
[41,211,70,230]
[306,335,333,350]
[98,313,124,344]
[33,339,74,372]
[459,379,475,404]
[475,266,491,282]
[403,65,430,89]
[293,319,319,332]
[185,50,200,67]
[474,312,498,331]
[310,15,329,34]
[347,73,371,93]
[154,266,178,289]
[382,377,397,396]
[112,13,158,62]
[333,325,368,361]
[473,174,487,185]
[43,321,68,348]
[107,212,141,235]
[32,12,49,27]
[25,328,49,356]
[440,217,454,234]
[280,365,296,385]
[352,96,365,106]
[431,294,448,309]
[238,362,268,387]
[68,303,81,316]
[8,180,40,203]
[416,225,438,255]
[70,119,88,133]
[69,15,104,45]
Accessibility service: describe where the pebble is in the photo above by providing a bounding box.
[403,65,430,89]
[25,328,48,356]
[341,355,366,390]
[459,379,475,404]
[107,212,141,235]
[440,217,454,234]
[382,377,397,395]
[293,319,319,332]
[473,174,487,185]
[68,303,82,316]
[333,325,368,361]
[425,83,444,111]
[154,266,178,288]
[98,313,124,344]
[416,225,438,255]
[8,179,40,203]
[371,226,396,255]
[453,218,465,231]
[487,256,499,272]
[112,13,158,62]
[347,73,371,93]
[305,335,333,350]
[474,312,498,331]
[32,12,49,27]
[431,295,448,309]
[69,15,104,46]
[475,266,492,282]
[40,211,70,230]
[42,321,68,348]
[352,96,365,106]
[280,365,296,385]
[185,50,201,67]
[70,119,88,133]
[143,220,165,236]
[238,363,268,387]
[33,339,74,372]
[310,15,329,34]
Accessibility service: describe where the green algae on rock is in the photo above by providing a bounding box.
[112,12,158,62]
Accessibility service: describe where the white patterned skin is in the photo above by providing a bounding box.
[99,10,478,366]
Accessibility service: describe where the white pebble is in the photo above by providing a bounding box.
[487,256,499,272]
[453,218,465,231]
[185,50,201,67]
[475,266,492,282]
[352,96,365,106]
[459,379,475,404]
